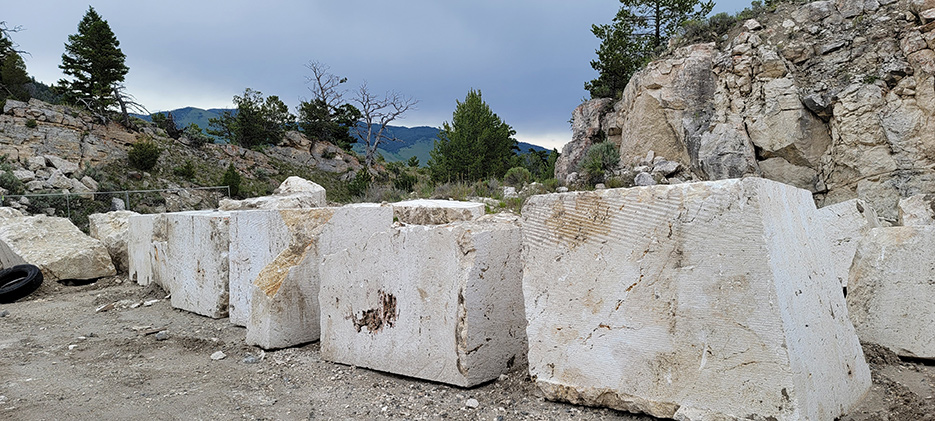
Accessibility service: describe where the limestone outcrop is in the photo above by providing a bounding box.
[522,178,869,420]
[560,0,935,222]
[0,212,116,281]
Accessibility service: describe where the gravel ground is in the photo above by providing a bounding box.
[0,277,932,420]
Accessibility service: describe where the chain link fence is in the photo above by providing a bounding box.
[0,186,231,233]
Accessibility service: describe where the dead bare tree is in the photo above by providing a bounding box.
[351,82,418,169]
[304,60,347,109]
[113,83,148,129]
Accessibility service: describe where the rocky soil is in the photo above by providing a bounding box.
[0,278,932,420]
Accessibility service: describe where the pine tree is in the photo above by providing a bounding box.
[586,0,714,99]
[0,22,30,102]
[428,89,517,182]
[58,7,129,117]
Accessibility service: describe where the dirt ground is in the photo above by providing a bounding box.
[1,277,933,421]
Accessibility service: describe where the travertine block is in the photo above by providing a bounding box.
[0,214,116,281]
[160,211,231,318]
[522,178,869,421]
[816,199,879,288]
[127,213,166,287]
[319,212,526,387]
[391,199,485,225]
[219,176,326,211]
[848,226,935,359]
[89,210,139,274]
[897,194,935,226]
[228,210,295,326]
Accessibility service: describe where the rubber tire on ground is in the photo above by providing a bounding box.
[0,264,43,304]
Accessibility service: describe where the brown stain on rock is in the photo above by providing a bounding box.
[254,244,307,297]
[544,192,613,249]
[350,290,398,333]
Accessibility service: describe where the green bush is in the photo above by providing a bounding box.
[25,119,37,128]
[127,139,162,171]
[0,155,24,195]
[578,142,620,184]
[503,167,532,187]
[183,123,212,148]
[347,169,372,197]
[173,160,196,180]
[393,172,418,192]
[221,163,242,197]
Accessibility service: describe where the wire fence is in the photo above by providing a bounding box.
[0,186,231,232]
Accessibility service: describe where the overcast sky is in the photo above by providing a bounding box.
[5,1,752,149]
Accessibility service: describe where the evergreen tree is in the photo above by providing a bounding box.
[297,99,361,151]
[208,88,296,149]
[428,89,517,182]
[0,22,30,102]
[58,7,129,117]
[586,0,713,99]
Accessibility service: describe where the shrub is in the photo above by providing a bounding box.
[183,123,212,148]
[173,160,196,180]
[503,167,532,187]
[407,156,420,167]
[578,142,620,184]
[127,139,162,171]
[0,155,24,195]
[393,171,418,192]
[25,119,37,128]
[322,150,337,160]
[221,163,242,197]
[347,169,372,197]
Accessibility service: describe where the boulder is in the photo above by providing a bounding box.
[43,155,79,175]
[521,178,869,420]
[88,211,139,274]
[0,215,116,281]
[390,199,485,225]
[817,199,880,288]
[897,194,935,226]
[847,226,935,358]
[219,177,326,211]
[319,211,527,387]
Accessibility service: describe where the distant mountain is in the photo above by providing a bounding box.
[134,107,551,166]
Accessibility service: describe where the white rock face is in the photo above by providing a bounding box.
[522,178,869,421]
[319,211,527,387]
[816,199,880,288]
[160,211,231,318]
[88,210,139,274]
[228,210,294,326]
[219,176,326,211]
[897,194,935,226]
[847,226,935,359]
[0,215,116,281]
[127,213,166,287]
[391,199,485,225]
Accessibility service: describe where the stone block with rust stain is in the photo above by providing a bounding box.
[230,205,389,349]
[521,178,869,421]
[390,199,485,225]
[847,226,935,359]
[158,211,231,318]
[319,212,527,387]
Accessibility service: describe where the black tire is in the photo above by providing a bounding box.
[0,264,43,304]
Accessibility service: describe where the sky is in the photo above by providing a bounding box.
[5,0,753,150]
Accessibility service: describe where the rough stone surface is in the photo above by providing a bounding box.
[220,177,326,211]
[897,194,935,226]
[522,178,869,420]
[0,215,116,281]
[159,211,231,318]
[817,199,880,288]
[319,212,527,387]
[391,199,485,225]
[127,213,164,287]
[88,210,139,274]
[848,226,935,359]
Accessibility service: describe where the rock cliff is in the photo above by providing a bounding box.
[560,0,935,221]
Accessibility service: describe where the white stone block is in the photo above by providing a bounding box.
[847,226,935,359]
[391,199,485,225]
[897,194,935,226]
[219,176,326,211]
[89,210,139,274]
[127,213,166,287]
[319,212,526,387]
[817,199,880,288]
[228,210,293,326]
[522,178,870,421]
[160,211,231,318]
[0,215,116,281]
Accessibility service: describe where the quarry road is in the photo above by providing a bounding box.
[0,276,932,420]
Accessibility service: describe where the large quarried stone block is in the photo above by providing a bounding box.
[847,226,935,359]
[319,211,526,387]
[816,199,879,288]
[0,214,116,281]
[391,199,485,225]
[160,211,231,318]
[219,176,326,211]
[127,213,166,287]
[89,210,139,274]
[228,210,295,326]
[522,178,869,421]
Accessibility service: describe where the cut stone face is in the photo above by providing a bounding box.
[319,211,526,387]
[816,199,880,288]
[390,199,485,225]
[88,210,139,274]
[127,213,166,287]
[159,211,231,318]
[521,178,869,421]
[847,226,935,359]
